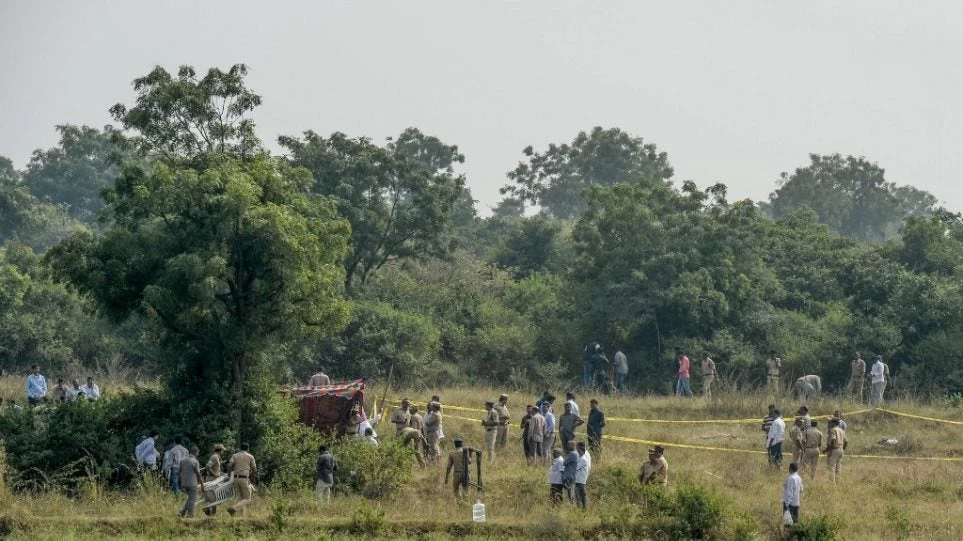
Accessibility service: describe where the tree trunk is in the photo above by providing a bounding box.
[231,350,246,446]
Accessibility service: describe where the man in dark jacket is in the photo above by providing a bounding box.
[315,445,338,503]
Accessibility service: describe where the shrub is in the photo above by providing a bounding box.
[592,466,646,505]
[886,506,911,539]
[321,435,413,499]
[253,390,323,492]
[790,513,841,541]
[669,484,725,540]
[347,500,386,536]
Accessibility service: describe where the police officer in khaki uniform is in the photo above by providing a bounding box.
[639,447,668,487]
[847,352,867,401]
[444,437,470,497]
[494,394,510,449]
[789,417,804,466]
[766,355,781,393]
[390,398,411,436]
[409,405,424,432]
[424,401,442,463]
[824,418,846,484]
[400,426,427,467]
[481,400,499,464]
[701,355,717,399]
[226,442,257,516]
[800,419,822,479]
[343,402,362,436]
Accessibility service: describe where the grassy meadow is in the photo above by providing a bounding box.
[2,376,963,539]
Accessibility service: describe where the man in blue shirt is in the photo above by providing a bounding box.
[25,365,47,406]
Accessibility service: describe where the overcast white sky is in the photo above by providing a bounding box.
[2,1,962,213]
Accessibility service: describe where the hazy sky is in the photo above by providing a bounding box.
[3,1,962,213]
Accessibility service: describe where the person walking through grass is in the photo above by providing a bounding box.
[800,420,822,480]
[782,462,803,526]
[558,402,584,452]
[870,355,889,406]
[701,354,716,400]
[541,402,556,464]
[613,347,628,393]
[847,352,867,401]
[177,446,203,518]
[528,405,547,464]
[226,442,257,516]
[675,348,693,398]
[825,418,847,484]
[766,410,785,467]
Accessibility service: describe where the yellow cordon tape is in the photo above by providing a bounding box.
[385,399,873,425]
[875,408,963,425]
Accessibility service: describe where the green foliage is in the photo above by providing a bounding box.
[0,156,81,251]
[317,435,413,499]
[347,500,387,535]
[251,389,324,492]
[21,125,124,224]
[789,513,841,541]
[768,153,937,242]
[669,483,725,539]
[280,129,465,291]
[502,126,673,218]
[885,506,911,539]
[110,64,262,164]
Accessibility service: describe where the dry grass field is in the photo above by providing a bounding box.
[2,377,963,540]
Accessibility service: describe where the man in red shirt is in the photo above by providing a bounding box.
[675,347,693,398]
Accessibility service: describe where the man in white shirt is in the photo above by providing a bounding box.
[766,409,786,467]
[870,355,889,406]
[81,377,100,400]
[135,431,160,471]
[574,441,592,509]
[565,392,580,418]
[25,365,47,406]
[782,463,803,525]
[547,448,565,504]
[69,379,83,401]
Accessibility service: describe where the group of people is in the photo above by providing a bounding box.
[134,432,259,518]
[19,365,101,407]
[580,341,629,393]
[762,403,850,526]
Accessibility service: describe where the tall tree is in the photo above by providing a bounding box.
[280,129,465,291]
[768,153,939,242]
[501,126,673,219]
[49,65,350,441]
[0,156,77,251]
[109,64,262,166]
[21,124,123,224]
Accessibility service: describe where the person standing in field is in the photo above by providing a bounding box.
[315,445,338,503]
[25,365,47,407]
[481,400,499,465]
[761,404,777,445]
[795,406,812,430]
[547,447,565,504]
[164,436,189,494]
[847,352,867,401]
[639,447,668,487]
[766,410,786,467]
[789,417,804,466]
[591,345,610,392]
[825,418,847,484]
[766,355,781,393]
[582,340,600,387]
[800,420,822,480]
[528,404,547,464]
[613,347,629,393]
[177,446,204,518]
[782,463,803,526]
[390,398,411,436]
[565,392,580,417]
[520,405,533,459]
[308,369,330,387]
[81,376,100,400]
[701,354,717,400]
[586,399,605,457]
[445,438,470,497]
[135,431,160,472]
[226,442,257,516]
[408,405,424,434]
[870,355,890,406]
[202,443,226,515]
[675,348,693,398]
[494,394,511,450]
[52,378,70,402]
[558,402,584,452]
[574,441,592,509]
[424,401,442,463]
[562,441,579,504]
[541,402,557,464]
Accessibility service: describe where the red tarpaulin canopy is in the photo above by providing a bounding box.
[284,378,366,433]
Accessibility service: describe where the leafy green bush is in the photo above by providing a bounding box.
[790,513,841,541]
[347,500,386,536]
[669,483,724,540]
[318,435,413,499]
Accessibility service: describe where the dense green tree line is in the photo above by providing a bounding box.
[2,62,962,414]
